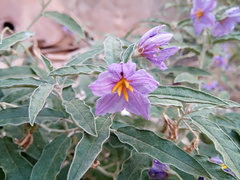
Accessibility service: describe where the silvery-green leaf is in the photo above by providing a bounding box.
[174,72,199,84]
[104,36,122,64]
[0,77,45,88]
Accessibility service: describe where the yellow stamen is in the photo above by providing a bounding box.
[221,163,227,169]
[112,77,133,102]
[194,8,204,21]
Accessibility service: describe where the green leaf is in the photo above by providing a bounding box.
[31,66,54,84]
[0,77,45,88]
[0,137,32,180]
[194,155,236,180]
[104,36,123,64]
[149,97,183,107]
[174,72,199,84]
[30,135,71,180]
[0,31,34,51]
[0,66,35,79]
[0,107,66,126]
[191,116,240,179]
[113,126,210,178]
[169,43,201,54]
[63,98,97,136]
[67,116,112,180]
[66,46,103,66]
[49,65,105,76]
[117,151,152,180]
[1,88,34,103]
[62,85,76,101]
[150,86,227,106]
[41,55,54,72]
[29,83,53,126]
[164,66,211,76]
[213,34,240,44]
[122,43,136,63]
[43,11,84,38]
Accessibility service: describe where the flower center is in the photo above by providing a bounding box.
[194,8,204,21]
[111,77,133,102]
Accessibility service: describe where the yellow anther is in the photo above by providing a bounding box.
[194,8,204,21]
[117,85,123,96]
[112,79,124,93]
[112,77,133,101]
[221,163,227,169]
[123,86,129,102]
[123,79,130,88]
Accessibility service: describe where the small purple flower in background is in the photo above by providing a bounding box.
[210,157,236,177]
[190,0,216,35]
[212,7,240,37]
[136,25,179,70]
[148,159,169,180]
[198,177,205,180]
[213,55,229,69]
[202,81,218,91]
[89,62,159,119]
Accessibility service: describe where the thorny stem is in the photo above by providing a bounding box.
[26,0,53,30]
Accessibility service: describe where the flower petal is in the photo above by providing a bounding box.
[95,93,125,116]
[139,25,166,46]
[122,62,136,78]
[128,69,159,94]
[124,91,150,120]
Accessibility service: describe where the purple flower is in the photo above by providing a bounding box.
[202,81,218,91]
[136,25,179,70]
[88,62,159,119]
[210,157,236,177]
[212,7,240,37]
[190,0,216,35]
[213,55,229,69]
[198,177,204,180]
[148,159,169,180]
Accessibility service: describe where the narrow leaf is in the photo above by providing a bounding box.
[43,11,84,38]
[174,72,199,84]
[122,43,136,63]
[0,77,45,88]
[0,66,35,79]
[67,47,103,66]
[150,86,227,106]
[213,34,240,44]
[164,66,211,76]
[63,98,97,136]
[191,116,240,179]
[29,83,53,125]
[117,151,152,180]
[30,135,71,180]
[104,36,122,64]
[67,116,112,180]
[0,137,32,180]
[50,65,105,76]
[114,126,210,178]
[41,55,54,72]
[0,31,34,51]
[0,107,65,126]
[1,88,34,103]
[149,96,183,107]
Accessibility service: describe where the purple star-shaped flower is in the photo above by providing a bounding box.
[136,25,179,70]
[210,157,236,177]
[202,81,219,91]
[148,159,169,180]
[212,7,240,37]
[190,0,216,35]
[213,55,229,69]
[89,62,159,119]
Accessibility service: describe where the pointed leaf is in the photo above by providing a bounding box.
[113,126,210,178]
[43,11,84,38]
[1,88,34,103]
[213,34,240,44]
[67,116,112,180]
[149,97,183,107]
[150,86,227,106]
[0,107,66,126]
[191,116,240,179]
[0,137,32,180]
[49,65,105,76]
[117,151,152,180]
[164,66,211,76]
[104,36,122,64]
[122,43,136,63]
[0,66,35,79]
[0,31,34,51]
[29,83,53,126]
[30,135,71,180]
[0,77,45,88]
[67,46,103,66]
[174,72,199,84]
[41,55,54,72]
[63,98,97,136]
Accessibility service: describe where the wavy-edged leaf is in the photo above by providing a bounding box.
[213,34,240,44]
[149,97,183,107]
[41,55,53,72]
[104,36,122,64]
[0,31,34,51]
[113,126,210,178]
[63,98,97,136]
[0,77,45,88]
[174,72,199,84]
[0,66,35,79]
[191,116,240,179]
[43,11,84,38]
[150,86,227,106]
[122,43,136,63]
[0,107,66,126]
[117,150,152,180]
[0,137,32,180]
[1,88,34,103]
[29,83,53,126]
[30,66,54,84]
[164,66,211,76]
[194,155,236,180]
[30,135,71,180]
[49,65,105,76]
[67,116,112,180]
[67,46,103,66]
